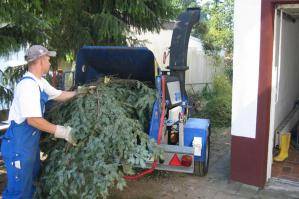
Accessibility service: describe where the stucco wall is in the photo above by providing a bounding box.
[231,0,261,138]
[134,30,222,92]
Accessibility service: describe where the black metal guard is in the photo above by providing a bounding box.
[169,8,201,97]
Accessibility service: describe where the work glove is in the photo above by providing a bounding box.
[54,125,76,145]
[76,85,96,95]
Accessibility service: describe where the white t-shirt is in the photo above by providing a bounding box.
[8,72,62,124]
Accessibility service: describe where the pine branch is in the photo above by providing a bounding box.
[37,78,159,198]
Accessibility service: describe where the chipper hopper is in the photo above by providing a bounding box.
[63,8,210,177]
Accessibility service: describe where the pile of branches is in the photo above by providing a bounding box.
[37,79,160,198]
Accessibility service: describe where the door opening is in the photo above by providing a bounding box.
[268,4,299,183]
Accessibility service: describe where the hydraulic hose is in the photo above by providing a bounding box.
[124,75,166,180]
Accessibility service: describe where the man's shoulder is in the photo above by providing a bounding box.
[16,77,40,92]
[41,77,50,85]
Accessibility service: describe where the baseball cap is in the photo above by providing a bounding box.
[25,45,56,62]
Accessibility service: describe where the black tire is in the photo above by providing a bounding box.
[194,129,210,176]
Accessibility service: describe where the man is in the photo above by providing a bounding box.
[1,45,77,198]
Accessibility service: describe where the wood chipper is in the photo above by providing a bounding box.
[61,8,210,177]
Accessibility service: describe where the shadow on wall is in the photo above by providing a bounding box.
[231,81,272,187]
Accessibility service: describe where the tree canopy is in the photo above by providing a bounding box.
[169,0,234,67]
[0,0,234,63]
[0,0,178,60]
[194,0,234,61]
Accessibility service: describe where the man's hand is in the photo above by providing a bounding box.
[54,91,77,102]
[76,85,96,95]
[54,125,76,145]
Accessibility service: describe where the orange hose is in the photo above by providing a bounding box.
[124,75,166,180]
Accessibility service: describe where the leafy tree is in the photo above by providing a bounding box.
[0,0,178,108]
[44,0,178,60]
[190,74,232,127]
[0,0,177,60]
[186,0,234,126]
[177,0,234,81]
[171,0,198,10]
[0,0,50,56]
[193,0,234,64]
[170,0,234,68]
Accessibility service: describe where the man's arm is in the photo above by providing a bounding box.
[53,86,97,102]
[27,117,56,134]
[27,117,76,145]
[53,91,76,102]
[42,78,76,102]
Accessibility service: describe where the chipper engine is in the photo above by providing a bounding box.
[63,8,210,177]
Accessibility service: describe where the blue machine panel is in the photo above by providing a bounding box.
[148,100,160,141]
[184,118,210,162]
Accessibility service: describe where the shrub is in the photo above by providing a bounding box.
[190,75,232,128]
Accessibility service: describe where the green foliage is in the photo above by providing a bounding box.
[171,0,198,11]
[1,65,27,88]
[0,0,50,55]
[0,84,12,110]
[0,66,27,109]
[37,79,160,198]
[186,1,234,123]
[200,83,213,100]
[202,95,231,127]
[212,74,232,97]
[191,75,232,127]
[193,0,234,57]
[0,0,177,59]
[224,64,233,82]
[44,0,178,58]
[0,0,178,108]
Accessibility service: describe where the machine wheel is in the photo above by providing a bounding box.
[194,130,210,176]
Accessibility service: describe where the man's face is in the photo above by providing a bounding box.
[41,55,51,74]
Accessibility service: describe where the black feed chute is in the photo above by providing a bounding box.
[75,46,155,86]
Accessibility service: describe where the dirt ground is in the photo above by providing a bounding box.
[109,128,233,199]
[1,128,298,198]
[108,128,299,199]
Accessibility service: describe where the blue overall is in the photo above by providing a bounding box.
[1,76,49,198]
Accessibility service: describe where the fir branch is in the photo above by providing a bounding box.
[37,79,159,198]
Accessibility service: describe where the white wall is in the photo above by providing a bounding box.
[185,47,222,92]
[0,48,26,72]
[134,30,220,92]
[267,9,281,181]
[231,0,261,138]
